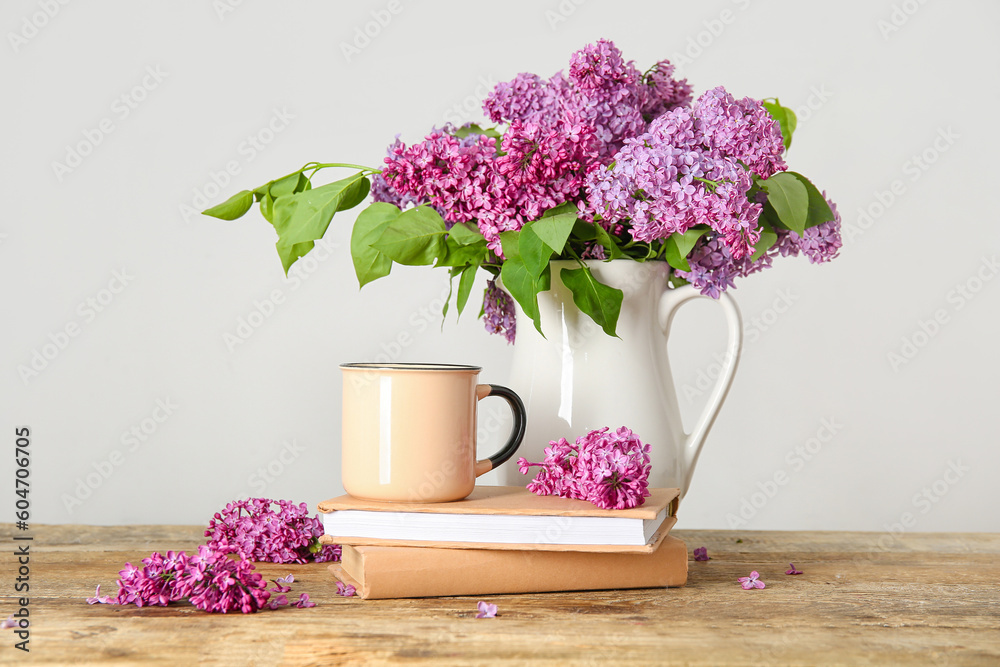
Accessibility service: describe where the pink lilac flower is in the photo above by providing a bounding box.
[640,59,693,120]
[182,546,271,614]
[271,574,294,594]
[2,615,18,629]
[476,601,498,618]
[738,571,766,590]
[86,585,115,605]
[519,427,651,510]
[335,581,357,598]
[483,278,516,343]
[296,593,317,608]
[204,498,340,564]
[785,564,803,575]
[693,547,710,562]
[267,594,289,610]
[694,87,786,180]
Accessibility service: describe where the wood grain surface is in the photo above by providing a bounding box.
[2,524,998,666]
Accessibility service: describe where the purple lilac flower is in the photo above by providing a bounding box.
[641,59,693,119]
[694,86,786,179]
[483,279,516,344]
[785,563,803,575]
[693,547,710,562]
[738,570,766,590]
[773,193,842,264]
[184,546,271,614]
[204,498,340,564]
[296,593,317,608]
[476,601,498,618]
[519,427,652,510]
[336,581,356,597]
[1,615,17,629]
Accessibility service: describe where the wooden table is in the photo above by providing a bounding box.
[2,525,998,665]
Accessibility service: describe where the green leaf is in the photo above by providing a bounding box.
[272,172,369,274]
[786,171,836,230]
[664,227,709,271]
[531,203,578,253]
[559,265,623,338]
[571,219,598,241]
[750,218,779,262]
[592,222,625,259]
[518,224,554,281]
[371,205,448,266]
[203,190,254,220]
[260,191,275,223]
[447,221,483,246]
[268,172,301,198]
[500,232,544,336]
[456,264,478,317]
[437,237,488,267]
[351,203,399,287]
[451,123,503,140]
[761,172,809,235]
[763,99,797,151]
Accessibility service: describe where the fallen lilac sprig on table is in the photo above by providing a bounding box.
[205,498,340,564]
[693,547,710,561]
[785,563,803,575]
[738,571,766,590]
[476,601,498,618]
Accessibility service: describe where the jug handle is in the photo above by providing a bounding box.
[658,284,743,496]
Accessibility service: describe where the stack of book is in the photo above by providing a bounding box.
[317,486,686,599]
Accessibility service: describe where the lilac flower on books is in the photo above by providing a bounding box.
[336,581,356,598]
[693,547,710,562]
[204,498,341,564]
[476,601,498,618]
[785,563,803,575]
[738,571,766,590]
[518,426,651,510]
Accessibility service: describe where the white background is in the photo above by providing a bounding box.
[3,0,998,531]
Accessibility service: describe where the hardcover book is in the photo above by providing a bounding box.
[317,486,680,552]
[328,534,689,599]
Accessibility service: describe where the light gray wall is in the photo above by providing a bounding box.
[4,0,998,531]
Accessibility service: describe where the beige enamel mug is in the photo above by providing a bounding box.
[340,363,526,503]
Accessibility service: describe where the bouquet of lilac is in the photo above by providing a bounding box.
[205,39,840,343]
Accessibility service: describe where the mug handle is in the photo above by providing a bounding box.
[473,384,527,477]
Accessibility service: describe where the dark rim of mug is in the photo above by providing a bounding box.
[339,362,482,372]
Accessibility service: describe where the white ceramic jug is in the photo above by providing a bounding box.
[498,260,743,497]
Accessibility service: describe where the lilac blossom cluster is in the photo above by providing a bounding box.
[517,426,652,510]
[483,278,516,343]
[379,39,691,254]
[204,497,341,564]
[87,547,314,613]
[586,86,787,260]
[677,194,842,297]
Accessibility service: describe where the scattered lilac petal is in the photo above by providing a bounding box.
[296,593,317,608]
[476,601,498,618]
[1,615,17,629]
[693,547,710,562]
[737,570,766,590]
[785,564,803,575]
[335,581,356,598]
